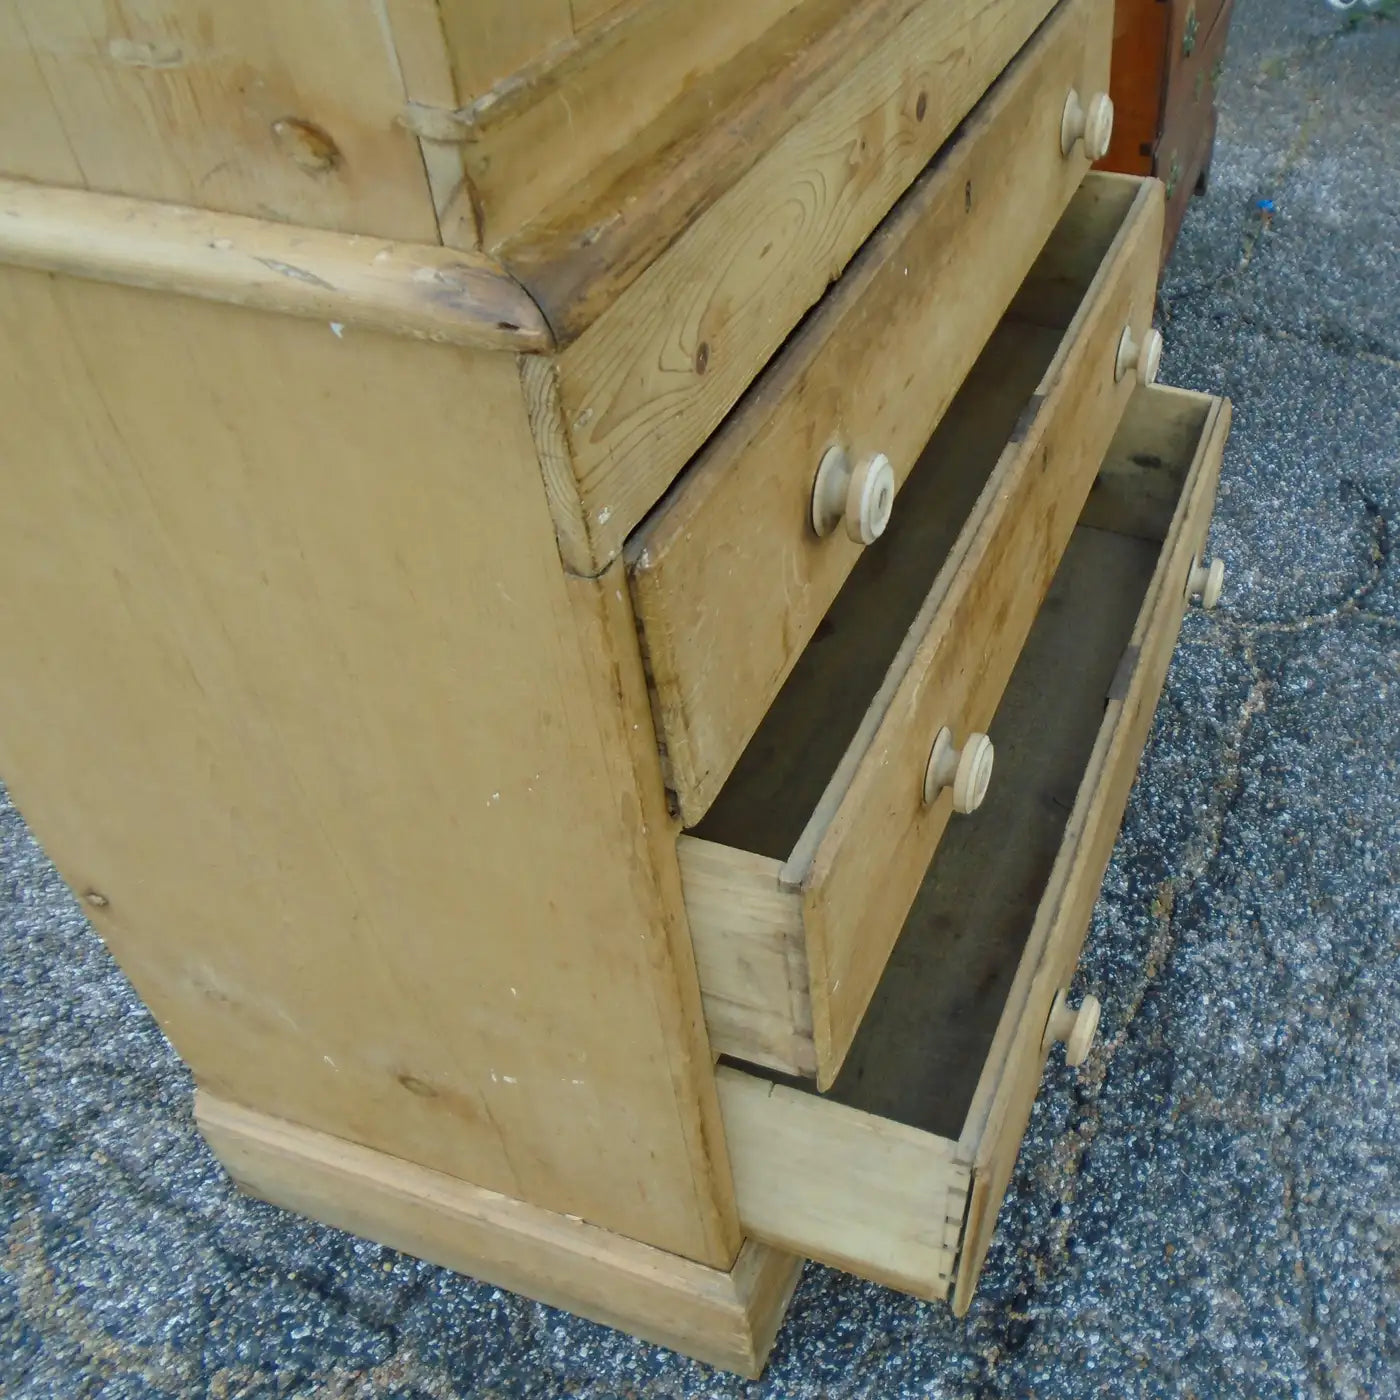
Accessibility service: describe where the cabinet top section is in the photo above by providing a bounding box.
[0,0,1032,348]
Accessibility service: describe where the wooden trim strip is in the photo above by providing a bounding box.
[197,1091,802,1377]
[0,177,551,352]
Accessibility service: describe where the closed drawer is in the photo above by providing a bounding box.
[681,172,1164,1088]
[538,0,1068,572]
[628,0,1116,826]
[717,384,1232,1308]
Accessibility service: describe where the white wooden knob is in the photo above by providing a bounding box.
[1116,325,1163,384]
[923,728,994,814]
[1186,556,1225,609]
[1043,990,1101,1067]
[1061,90,1114,161]
[812,446,896,545]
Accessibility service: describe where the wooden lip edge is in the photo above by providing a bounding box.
[947,389,1231,1314]
[195,1090,801,1378]
[776,173,1161,896]
[0,177,553,354]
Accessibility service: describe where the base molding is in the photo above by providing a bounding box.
[195,1092,803,1377]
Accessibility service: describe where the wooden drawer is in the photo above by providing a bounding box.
[716,384,1232,1308]
[680,173,1164,1088]
[1098,0,1233,259]
[1157,0,1233,227]
[533,0,1067,572]
[628,0,1115,826]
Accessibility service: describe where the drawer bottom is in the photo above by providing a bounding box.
[718,386,1231,1308]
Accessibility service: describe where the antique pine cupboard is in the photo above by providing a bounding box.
[0,0,1229,1376]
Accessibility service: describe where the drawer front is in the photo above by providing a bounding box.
[549,0,1062,572]
[715,387,1231,1308]
[1100,0,1169,177]
[795,174,1164,1086]
[717,1064,972,1301]
[951,387,1231,1313]
[629,0,1115,825]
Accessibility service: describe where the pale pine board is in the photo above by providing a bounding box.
[0,268,737,1265]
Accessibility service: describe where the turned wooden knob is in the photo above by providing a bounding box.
[1116,325,1163,384]
[1061,90,1115,161]
[1186,555,1225,609]
[1043,990,1101,1066]
[812,446,895,544]
[923,728,994,814]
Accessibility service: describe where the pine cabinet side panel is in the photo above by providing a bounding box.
[435,0,575,100]
[0,271,737,1266]
[0,0,440,241]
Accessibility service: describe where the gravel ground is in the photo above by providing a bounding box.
[4,0,1399,1395]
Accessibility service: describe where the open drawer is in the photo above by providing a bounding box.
[680,174,1164,1087]
[629,0,1116,826]
[716,384,1232,1309]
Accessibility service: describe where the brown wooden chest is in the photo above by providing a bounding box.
[1098,0,1236,259]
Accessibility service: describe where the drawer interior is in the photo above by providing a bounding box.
[826,395,1208,1139]
[690,177,1141,863]
[717,384,1222,1300]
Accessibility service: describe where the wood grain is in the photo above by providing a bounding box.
[436,0,575,100]
[952,389,1231,1312]
[678,839,816,1078]
[1098,0,1235,259]
[546,0,1059,571]
[794,175,1163,1088]
[677,177,1160,1083]
[715,388,1228,1315]
[0,177,551,352]
[0,269,736,1264]
[715,1067,969,1300]
[570,0,638,29]
[463,0,806,253]
[0,0,439,240]
[627,0,1114,824]
[199,1093,801,1378]
[381,0,482,250]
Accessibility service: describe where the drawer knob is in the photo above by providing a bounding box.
[811,446,896,545]
[1116,325,1164,385]
[1043,990,1101,1067]
[1186,555,1225,609]
[923,728,994,814]
[1061,90,1115,162]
